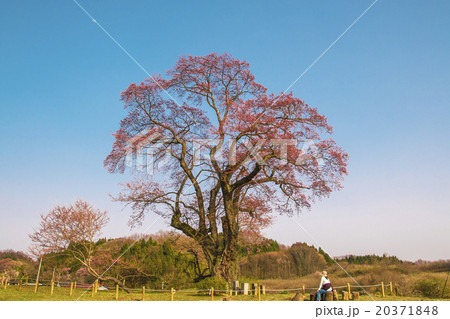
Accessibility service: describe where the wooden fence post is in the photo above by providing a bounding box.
[115,284,119,300]
[26,276,28,286]
[35,256,42,293]
[325,292,334,301]
[389,282,394,296]
[211,287,214,301]
[70,282,73,296]
[342,291,349,301]
[50,280,54,295]
[347,283,351,299]
[258,285,261,301]
[34,279,38,293]
[394,283,400,296]
[381,282,385,298]
[91,283,94,297]
[142,286,145,301]
[74,281,77,289]
[333,290,339,301]
[302,284,305,295]
[3,279,7,289]
[171,288,174,301]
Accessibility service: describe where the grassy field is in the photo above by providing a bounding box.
[0,285,445,301]
[2,263,448,301]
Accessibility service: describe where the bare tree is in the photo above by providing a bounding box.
[29,200,121,286]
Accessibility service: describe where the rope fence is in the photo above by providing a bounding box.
[1,274,395,301]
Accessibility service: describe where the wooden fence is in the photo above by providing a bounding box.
[1,275,395,301]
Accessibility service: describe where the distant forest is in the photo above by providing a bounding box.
[1,232,448,291]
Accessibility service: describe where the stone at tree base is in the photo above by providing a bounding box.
[352,292,360,300]
[241,283,249,295]
[325,292,334,301]
[333,290,338,301]
[223,296,231,301]
[291,293,304,301]
[342,291,349,301]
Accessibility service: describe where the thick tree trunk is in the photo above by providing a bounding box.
[217,216,238,281]
[204,245,237,282]
[195,214,238,282]
[170,189,240,283]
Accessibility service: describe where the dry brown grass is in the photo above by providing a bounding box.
[259,263,449,299]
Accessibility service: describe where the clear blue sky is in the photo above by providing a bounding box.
[1,0,449,261]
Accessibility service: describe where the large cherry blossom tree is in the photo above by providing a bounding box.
[105,53,348,281]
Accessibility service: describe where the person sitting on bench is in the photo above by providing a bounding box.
[316,271,332,301]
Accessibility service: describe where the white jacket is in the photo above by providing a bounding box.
[319,276,332,291]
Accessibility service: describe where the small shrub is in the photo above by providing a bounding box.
[413,278,441,298]
[195,276,228,294]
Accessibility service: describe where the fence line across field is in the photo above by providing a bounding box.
[1,275,394,300]
[0,277,386,291]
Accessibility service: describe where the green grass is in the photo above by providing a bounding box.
[0,285,444,301]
